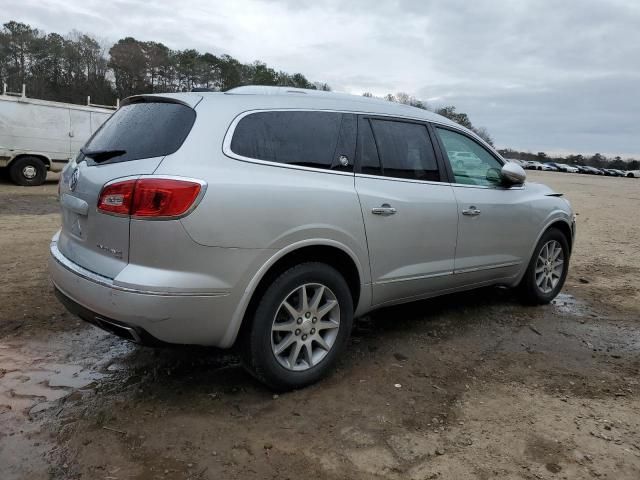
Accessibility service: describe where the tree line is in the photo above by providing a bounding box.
[363,91,495,146]
[0,20,326,106]
[2,20,636,167]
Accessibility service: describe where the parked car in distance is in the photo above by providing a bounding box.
[575,165,590,174]
[626,170,639,178]
[545,162,563,172]
[561,164,579,173]
[49,86,575,390]
[524,160,544,170]
[611,169,626,177]
[583,166,603,175]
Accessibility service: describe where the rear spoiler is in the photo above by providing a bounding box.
[121,93,203,109]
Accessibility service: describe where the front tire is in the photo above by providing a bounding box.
[242,262,353,391]
[9,156,47,186]
[518,228,570,305]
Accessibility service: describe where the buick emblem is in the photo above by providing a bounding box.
[69,168,80,191]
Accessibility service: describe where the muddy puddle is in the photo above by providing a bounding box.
[0,331,119,417]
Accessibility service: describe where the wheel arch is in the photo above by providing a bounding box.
[512,216,574,287]
[547,220,573,253]
[222,240,367,348]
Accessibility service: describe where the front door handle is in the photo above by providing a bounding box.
[462,206,481,216]
[372,203,397,216]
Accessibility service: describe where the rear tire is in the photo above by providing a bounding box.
[518,228,570,305]
[9,156,47,186]
[242,262,353,391]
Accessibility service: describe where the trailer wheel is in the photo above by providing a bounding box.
[9,156,47,186]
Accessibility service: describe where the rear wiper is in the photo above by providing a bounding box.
[80,148,127,163]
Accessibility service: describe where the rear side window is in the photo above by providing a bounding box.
[83,101,196,164]
[369,120,440,181]
[230,111,345,170]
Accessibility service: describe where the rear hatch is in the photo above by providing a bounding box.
[57,95,200,278]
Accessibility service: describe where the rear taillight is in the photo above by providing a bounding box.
[98,178,202,218]
[97,179,136,215]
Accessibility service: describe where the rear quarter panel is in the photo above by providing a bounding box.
[153,96,372,326]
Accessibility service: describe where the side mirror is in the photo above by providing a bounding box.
[501,162,526,185]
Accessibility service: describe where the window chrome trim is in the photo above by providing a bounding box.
[355,172,452,187]
[449,183,525,191]
[222,108,506,180]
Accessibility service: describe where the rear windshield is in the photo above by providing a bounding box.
[82,101,196,164]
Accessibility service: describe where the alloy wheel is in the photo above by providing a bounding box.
[270,283,340,371]
[535,240,564,294]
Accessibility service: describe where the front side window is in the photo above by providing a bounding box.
[435,128,503,186]
[369,119,440,181]
[230,111,346,170]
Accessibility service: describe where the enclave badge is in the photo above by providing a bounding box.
[69,168,80,191]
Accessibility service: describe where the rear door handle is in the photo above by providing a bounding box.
[372,203,397,216]
[462,206,481,216]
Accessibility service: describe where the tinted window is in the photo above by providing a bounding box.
[436,128,503,186]
[332,113,357,172]
[357,118,382,176]
[83,102,196,164]
[370,120,440,181]
[230,111,344,170]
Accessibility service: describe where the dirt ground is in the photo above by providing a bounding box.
[1,170,639,480]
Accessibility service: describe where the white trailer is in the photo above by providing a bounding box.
[0,86,115,186]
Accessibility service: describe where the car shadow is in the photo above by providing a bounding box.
[86,286,522,400]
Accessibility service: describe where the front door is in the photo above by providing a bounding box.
[433,126,534,284]
[355,117,458,306]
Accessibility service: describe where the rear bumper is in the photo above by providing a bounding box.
[49,239,237,346]
[53,287,166,345]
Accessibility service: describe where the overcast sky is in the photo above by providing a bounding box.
[4,0,639,157]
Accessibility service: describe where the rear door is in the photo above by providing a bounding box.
[354,116,458,306]
[57,97,199,278]
[433,126,534,283]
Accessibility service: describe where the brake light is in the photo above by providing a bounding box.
[97,179,136,215]
[97,178,202,218]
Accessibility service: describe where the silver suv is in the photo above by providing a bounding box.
[50,86,575,390]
